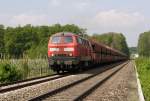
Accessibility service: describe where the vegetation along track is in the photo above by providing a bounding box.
[29,61,129,101]
[0,73,70,93]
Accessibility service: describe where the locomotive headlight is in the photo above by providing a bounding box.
[64,48,74,51]
[51,53,54,56]
[49,48,59,51]
[69,53,72,56]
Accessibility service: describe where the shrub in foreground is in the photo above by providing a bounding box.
[0,63,23,83]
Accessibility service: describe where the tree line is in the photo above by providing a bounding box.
[0,24,129,58]
[138,31,150,57]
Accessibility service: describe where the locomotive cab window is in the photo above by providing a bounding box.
[51,36,73,43]
[77,37,82,44]
[51,36,61,43]
[64,36,73,43]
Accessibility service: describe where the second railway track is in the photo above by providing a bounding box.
[0,74,70,93]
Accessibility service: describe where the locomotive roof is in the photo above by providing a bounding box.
[52,32,88,40]
[52,32,78,37]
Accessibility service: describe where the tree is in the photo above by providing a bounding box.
[62,24,82,34]
[138,31,150,57]
[0,25,5,54]
[129,47,137,54]
[4,25,39,58]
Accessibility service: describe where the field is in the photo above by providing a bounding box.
[0,58,54,83]
[135,58,150,101]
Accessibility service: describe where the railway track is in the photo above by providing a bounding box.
[0,74,56,87]
[29,61,129,101]
[0,74,70,93]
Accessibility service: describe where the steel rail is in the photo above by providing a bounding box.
[0,74,70,93]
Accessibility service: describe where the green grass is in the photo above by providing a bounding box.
[0,58,54,83]
[135,57,150,101]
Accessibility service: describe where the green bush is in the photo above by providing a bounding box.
[0,63,23,83]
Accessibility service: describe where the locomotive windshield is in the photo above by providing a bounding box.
[64,36,73,43]
[51,36,61,43]
[51,36,73,43]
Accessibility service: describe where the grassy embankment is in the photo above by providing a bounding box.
[0,58,54,83]
[135,58,150,101]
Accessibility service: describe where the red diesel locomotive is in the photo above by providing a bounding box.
[48,32,127,73]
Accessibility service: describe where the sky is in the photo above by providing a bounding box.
[0,0,150,47]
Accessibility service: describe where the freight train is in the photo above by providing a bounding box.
[48,32,127,73]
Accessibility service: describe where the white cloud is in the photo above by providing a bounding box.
[78,9,150,47]
[49,0,61,7]
[88,10,145,31]
[11,14,49,25]
[57,8,148,47]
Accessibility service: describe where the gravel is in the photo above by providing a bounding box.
[43,62,125,101]
[84,61,139,101]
